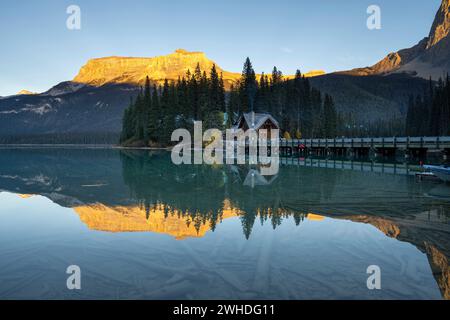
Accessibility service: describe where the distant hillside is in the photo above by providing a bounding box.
[309,73,429,121]
[0,83,139,140]
[0,69,430,142]
[0,73,428,142]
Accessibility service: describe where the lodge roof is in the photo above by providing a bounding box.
[233,112,280,131]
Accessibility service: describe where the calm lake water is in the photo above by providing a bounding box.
[0,148,449,300]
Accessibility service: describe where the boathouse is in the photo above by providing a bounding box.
[232,112,280,138]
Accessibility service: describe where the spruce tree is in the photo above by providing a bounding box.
[270,66,283,119]
[120,97,134,142]
[199,70,209,120]
[239,58,258,113]
[135,89,144,140]
[255,73,265,113]
[294,70,302,136]
[150,84,160,142]
[219,72,226,113]
[160,79,172,143]
[205,64,224,129]
[186,69,198,120]
[227,84,239,127]
[143,76,151,141]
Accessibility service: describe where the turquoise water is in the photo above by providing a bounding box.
[0,148,448,299]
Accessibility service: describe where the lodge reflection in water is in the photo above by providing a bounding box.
[118,150,450,299]
[119,150,335,239]
[0,148,449,299]
[0,148,447,240]
[119,150,449,236]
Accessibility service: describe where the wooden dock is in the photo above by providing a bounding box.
[279,136,450,158]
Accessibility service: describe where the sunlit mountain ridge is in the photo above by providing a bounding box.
[73,48,324,89]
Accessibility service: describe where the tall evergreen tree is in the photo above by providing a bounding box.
[143,76,152,141]
[227,83,240,127]
[239,58,258,113]
[148,84,160,142]
[208,64,221,113]
[199,70,209,120]
[160,79,173,142]
[135,89,144,140]
[270,66,283,118]
[219,72,226,113]
[293,70,302,136]
[120,97,135,142]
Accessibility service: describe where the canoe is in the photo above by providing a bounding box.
[423,165,450,182]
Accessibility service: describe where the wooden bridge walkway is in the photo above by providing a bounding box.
[279,136,450,158]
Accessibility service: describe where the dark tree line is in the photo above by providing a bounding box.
[120,63,226,146]
[406,76,450,136]
[120,58,341,145]
[337,113,405,138]
[228,59,339,139]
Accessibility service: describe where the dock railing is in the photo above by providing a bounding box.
[280,136,450,150]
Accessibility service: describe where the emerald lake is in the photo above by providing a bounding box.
[0,148,448,300]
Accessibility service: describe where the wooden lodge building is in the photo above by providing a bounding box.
[231,112,280,138]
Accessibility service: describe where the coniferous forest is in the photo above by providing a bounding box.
[120,59,450,147]
[406,76,450,137]
[120,58,340,146]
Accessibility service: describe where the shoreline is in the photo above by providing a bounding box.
[0,144,115,149]
[113,145,173,151]
[0,143,174,151]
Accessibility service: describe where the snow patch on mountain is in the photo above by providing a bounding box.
[43,82,85,97]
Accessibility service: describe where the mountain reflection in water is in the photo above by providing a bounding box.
[0,148,448,299]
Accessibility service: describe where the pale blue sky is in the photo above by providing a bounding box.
[0,0,442,96]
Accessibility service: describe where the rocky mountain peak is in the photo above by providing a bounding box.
[343,0,450,79]
[174,48,203,55]
[17,89,36,95]
[427,0,450,49]
[72,49,235,87]
[72,49,324,89]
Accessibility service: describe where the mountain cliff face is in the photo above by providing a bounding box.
[342,38,429,77]
[427,0,450,49]
[344,0,450,79]
[73,48,323,89]
[74,49,240,89]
